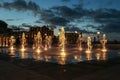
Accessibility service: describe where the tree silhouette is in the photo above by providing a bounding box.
[0,20,8,34]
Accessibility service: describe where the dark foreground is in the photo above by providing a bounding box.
[0,54,120,80]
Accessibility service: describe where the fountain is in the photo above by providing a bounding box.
[77,34,82,50]
[33,31,43,53]
[74,55,82,62]
[44,34,51,50]
[86,37,92,53]
[2,37,5,47]
[96,53,101,60]
[86,52,92,60]
[9,36,15,50]
[100,34,107,52]
[5,37,9,47]
[59,27,66,52]
[44,55,51,62]
[101,51,107,60]
[21,33,26,52]
[48,36,52,48]
[1,25,119,65]
[59,51,66,65]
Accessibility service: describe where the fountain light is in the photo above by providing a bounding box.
[61,51,66,57]
[21,47,26,52]
[59,27,66,52]
[74,55,82,61]
[44,46,48,51]
[44,35,51,51]
[21,51,27,59]
[45,56,51,62]
[74,55,78,60]
[20,33,26,52]
[36,48,41,53]
[59,51,66,65]
[10,49,15,56]
[96,53,101,60]
[79,47,83,51]
[86,52,92,60]
[33,31,43,53]
[9,36,15,51]
[86,37,92,53]
[77,34,83,51]
[85,50,91,53]
[101,48,107,52]
[10,46,14,50]
[100,34,107,52]
[102,52,107,60]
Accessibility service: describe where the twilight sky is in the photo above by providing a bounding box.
[0,0,120,40]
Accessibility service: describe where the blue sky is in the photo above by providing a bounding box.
[0,0,120,40]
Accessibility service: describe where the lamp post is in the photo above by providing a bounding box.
[97,31,100,42]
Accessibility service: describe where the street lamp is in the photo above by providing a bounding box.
[97,31,100,42]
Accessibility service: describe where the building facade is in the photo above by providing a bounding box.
[65,31,82,44]
[28,26,54,44]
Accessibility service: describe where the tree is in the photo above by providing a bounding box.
[0,20,8,33]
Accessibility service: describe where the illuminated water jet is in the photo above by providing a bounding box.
[100,34,107,52]
[20,33,26,52]
[86,37,92,53]
[33,31,42,53]
[77,34,82,50]
[59,27,66,51]
[59,51,66,65]
[9,36,15,50]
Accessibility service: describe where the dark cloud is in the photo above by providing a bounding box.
[1,0,40,15]
[9,25,18,29]
[94,9,120,19]
[101,23,120,33]
[45,17,69,26]
[34,20,42,23]
[51,5,85,20]
[65,26,94,34]
[93,9,120,25]
[40,9,55,21]
[85,24,98,29]
[22,23,33,27]
[92,8,120,33]
[5,18,22,21]
[6,19,15,21]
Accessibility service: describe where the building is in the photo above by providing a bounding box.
[65,31,82,44]
[28,26,54,44]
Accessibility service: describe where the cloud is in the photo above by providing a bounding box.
[65,26,94,34]
[1,0,120,34]
[34,20,42,23]
[51,5,85,20]
[5,18,22,21]
[1,0,40,15]
[22,23,33,27]
[45,16,69,26]
[92,8,120,33]
[101,23,120,33]
[6,19,15,21]
[85,24,98,29]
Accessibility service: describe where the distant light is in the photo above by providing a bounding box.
[75,31,78,33]
[97,32,100,35]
